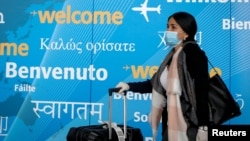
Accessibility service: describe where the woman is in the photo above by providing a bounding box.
[116,11,209,141]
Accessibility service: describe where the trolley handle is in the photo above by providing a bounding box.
[108,87,127,140]
[108,87,127,96]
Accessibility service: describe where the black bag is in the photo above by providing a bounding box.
[208,63,241,125]
[66,124,143,141]
[66,88,144,141]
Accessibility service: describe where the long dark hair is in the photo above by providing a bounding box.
[168,11,197,42]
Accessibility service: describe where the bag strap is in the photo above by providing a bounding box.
[208,60,219,75]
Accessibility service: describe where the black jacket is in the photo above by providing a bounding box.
[127,42,209,140]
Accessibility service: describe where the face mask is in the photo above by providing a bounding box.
[164,31,182,47]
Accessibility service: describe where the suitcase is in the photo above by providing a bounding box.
[66,88,143,141]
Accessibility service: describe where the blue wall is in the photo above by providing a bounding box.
[0,0,249,141]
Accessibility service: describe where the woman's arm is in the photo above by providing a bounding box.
[127,79,152,94]
[185,45,209,125]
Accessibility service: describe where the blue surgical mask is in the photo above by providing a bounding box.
[164,31,182,47]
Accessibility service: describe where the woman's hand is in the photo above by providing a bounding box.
[115,82,129,94]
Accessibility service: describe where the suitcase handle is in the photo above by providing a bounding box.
[108,87,127,96]
[108,87,127,141]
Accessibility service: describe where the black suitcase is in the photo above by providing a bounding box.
[66,88,144,141]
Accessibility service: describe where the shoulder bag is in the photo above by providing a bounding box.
[208,61,241,125]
